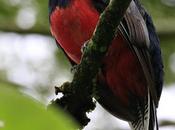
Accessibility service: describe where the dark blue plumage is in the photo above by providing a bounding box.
[145,13,163,100]
[49,0,70,14]
[49,0,58,14]
[57,0,70,8]
[92,0,109,12]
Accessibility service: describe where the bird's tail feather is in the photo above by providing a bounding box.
[129,92,158,130]
[149,99,159,130]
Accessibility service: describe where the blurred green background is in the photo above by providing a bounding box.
[0,0,175,130]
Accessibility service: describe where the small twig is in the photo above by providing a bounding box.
[159,120,175,127]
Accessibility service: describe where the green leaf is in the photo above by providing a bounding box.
[0,86,78,130]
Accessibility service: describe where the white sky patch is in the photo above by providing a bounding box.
[0,120,5,128]
[158,84,175,121]
[16,7,37,30]
[85,103,130,130]
[0,33,56,88]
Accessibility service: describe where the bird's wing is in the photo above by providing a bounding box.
[118,1,162,129]
[55,40,76,66]
[119,0,158,107]
[48,2,76,66]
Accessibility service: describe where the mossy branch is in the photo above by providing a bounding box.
[49,0,131,128]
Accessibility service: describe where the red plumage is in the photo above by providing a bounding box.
[50,0,99,63]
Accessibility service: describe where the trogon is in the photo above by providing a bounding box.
[49,0,164,129]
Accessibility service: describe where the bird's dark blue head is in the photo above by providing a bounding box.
[49,0,70,14]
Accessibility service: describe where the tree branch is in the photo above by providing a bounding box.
[159,120,175,127]
[49,0,131,128]
[0,25,50,36]
[1,25,175,40]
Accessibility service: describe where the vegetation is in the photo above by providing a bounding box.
[0,85,77,130]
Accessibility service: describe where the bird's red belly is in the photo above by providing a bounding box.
[101,33,147,105]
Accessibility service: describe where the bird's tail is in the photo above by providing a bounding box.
[148,98,159,130]
[129,92,159,130]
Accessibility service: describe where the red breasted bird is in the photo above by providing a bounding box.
[49,0,163,129]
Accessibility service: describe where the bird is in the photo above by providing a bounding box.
[48,0,163,129]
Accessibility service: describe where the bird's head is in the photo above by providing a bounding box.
[49,0,71,14]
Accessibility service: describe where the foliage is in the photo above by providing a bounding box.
[0,85,78,130]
